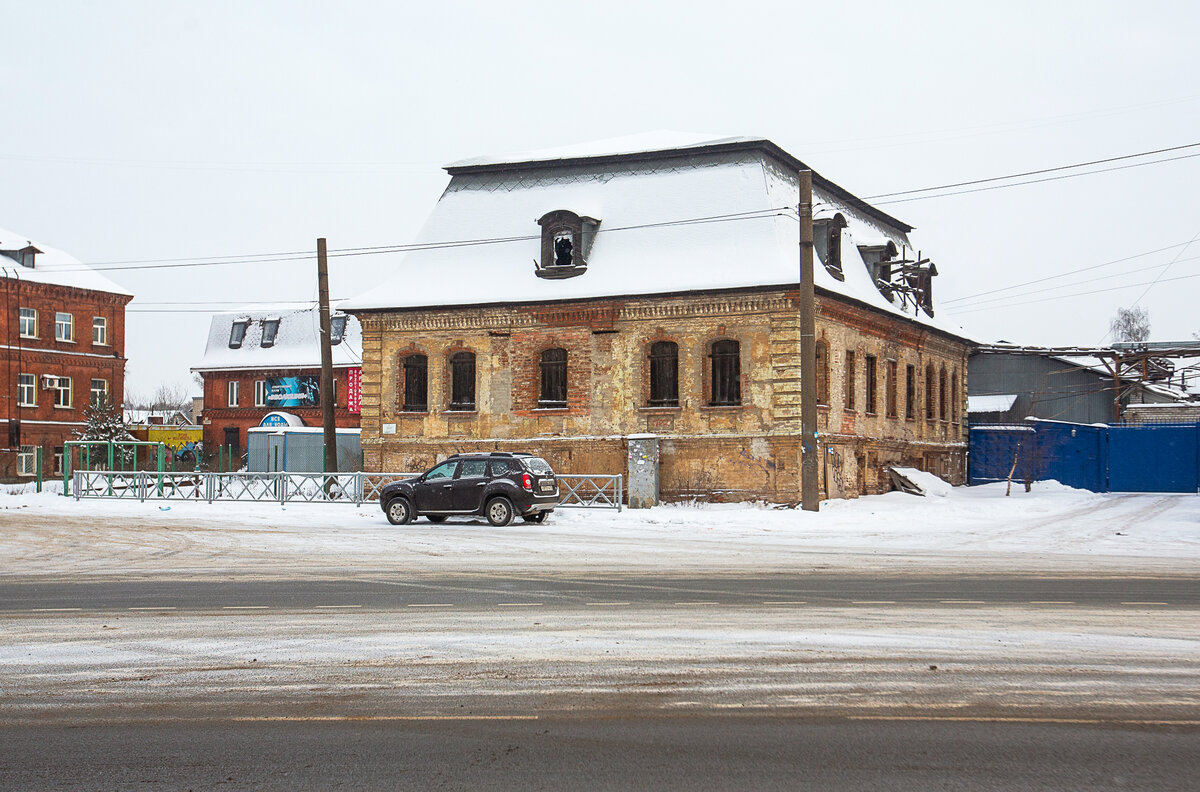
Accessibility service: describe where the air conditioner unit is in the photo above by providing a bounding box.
[41,375,60,389]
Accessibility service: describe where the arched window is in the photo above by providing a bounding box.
[925,364,935,421]
[449,351,476,411]
[402,353,427,412]
[951,367,959,424]
[648,341,679,407]
[938,366,948,422]
[709,340,741,406]
[539,348,567,408]
[814,341,829,406]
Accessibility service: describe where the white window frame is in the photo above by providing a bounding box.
[54,377,72,408]
[55,312,74,342]
[254,380,266,407]
[92,316,108,346]
[90,378,109,405]
[17,373,36,407]
[17,445,37,476]
[19,307,37,339]
[228,380,239,407]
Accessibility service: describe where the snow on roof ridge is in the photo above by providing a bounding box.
[0,226,134,297]
[446,131,763,169]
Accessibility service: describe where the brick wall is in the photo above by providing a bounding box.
[1,278,130,481]
[199,367,360,459]
[353,287,969,500]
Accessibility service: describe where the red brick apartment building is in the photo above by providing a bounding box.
[1,229,133,481]
[193,307,362,459]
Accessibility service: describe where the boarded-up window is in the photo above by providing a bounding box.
[844,350,856,411]
[905,364,915,419]
[539,348,567,408]
[815,341,829,405]
[925,364,935,420]
[709,340,741,406]
[939,366,948,421]
[865,354,877,415]
[886,360,898,418]
[449,351,476,410]
[951,368,959,423]
[648,341,679,407]
[403,354,428,411]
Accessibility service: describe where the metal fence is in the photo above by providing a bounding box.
[71,470,623,510]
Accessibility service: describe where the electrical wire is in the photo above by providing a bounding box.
[864,141,1200,199]
[949,270,1200,314]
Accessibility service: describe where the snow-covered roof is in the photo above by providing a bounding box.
[968,394,1018,413]
[0,226,133,297]
[124,408,193,425]
[193,305,363,372]
[447,131,764,169]
[343,133,969,340]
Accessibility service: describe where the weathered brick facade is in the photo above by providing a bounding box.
[355,287,968,500]
[1,277,131,481]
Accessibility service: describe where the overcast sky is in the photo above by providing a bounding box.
[3,0,1198,398]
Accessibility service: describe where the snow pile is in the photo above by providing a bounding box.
[889,467,953,497]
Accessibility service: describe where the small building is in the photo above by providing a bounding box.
[1,227,133,480]
[969,349,1190,425]
[343,133,973,500]
[192,306,362,461]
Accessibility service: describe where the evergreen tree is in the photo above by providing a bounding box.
[74,395,136,468]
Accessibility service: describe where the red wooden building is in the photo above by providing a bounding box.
[1,228,133,480]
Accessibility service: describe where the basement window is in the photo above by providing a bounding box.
[229,320,248,349]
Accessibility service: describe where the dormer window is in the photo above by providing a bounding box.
[260,318,280,348]
[859,241,899,292]
[330,315,347,345]
[812,214,847,281]
[229,319,248,349]
[535,210,599,280]
[19,246,38,268]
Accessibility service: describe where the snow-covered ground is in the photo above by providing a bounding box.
[3,481,1198,723]
[2,480,1198,576]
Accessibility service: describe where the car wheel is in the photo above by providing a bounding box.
[385,497,413,526]
[427,515,447,523]
[522,511,549,524]
[486,496,514,527]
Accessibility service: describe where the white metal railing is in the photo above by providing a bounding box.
[555,474,622,510]
[72,470,623,510]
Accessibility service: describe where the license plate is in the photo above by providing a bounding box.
[539,482,555,493]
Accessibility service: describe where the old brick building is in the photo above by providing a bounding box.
[193,307,362,461]
[1,228,133,480]
[343,134,972,499]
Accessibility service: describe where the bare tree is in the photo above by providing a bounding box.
[1109,306,1150,343]
[151,382,192,412]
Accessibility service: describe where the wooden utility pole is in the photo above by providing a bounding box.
[798,171,820,511]
[316,238,338,475]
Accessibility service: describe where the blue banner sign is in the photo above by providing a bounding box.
[266,376,320,408]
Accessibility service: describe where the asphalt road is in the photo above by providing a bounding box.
[2,572,1197,612]
[1,716,1196,791]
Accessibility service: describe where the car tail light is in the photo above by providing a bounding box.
[521,472,533,491]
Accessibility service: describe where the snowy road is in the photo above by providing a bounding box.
[1,483,1198,727]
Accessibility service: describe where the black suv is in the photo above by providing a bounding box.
[379,452,559,527]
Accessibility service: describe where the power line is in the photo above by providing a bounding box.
[950,270,1200,314]
[947,254,1200,310]
[872,150,1200,206]
[942,240,1199,304]
[864,141,1200,199]
[36,208,795,274]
